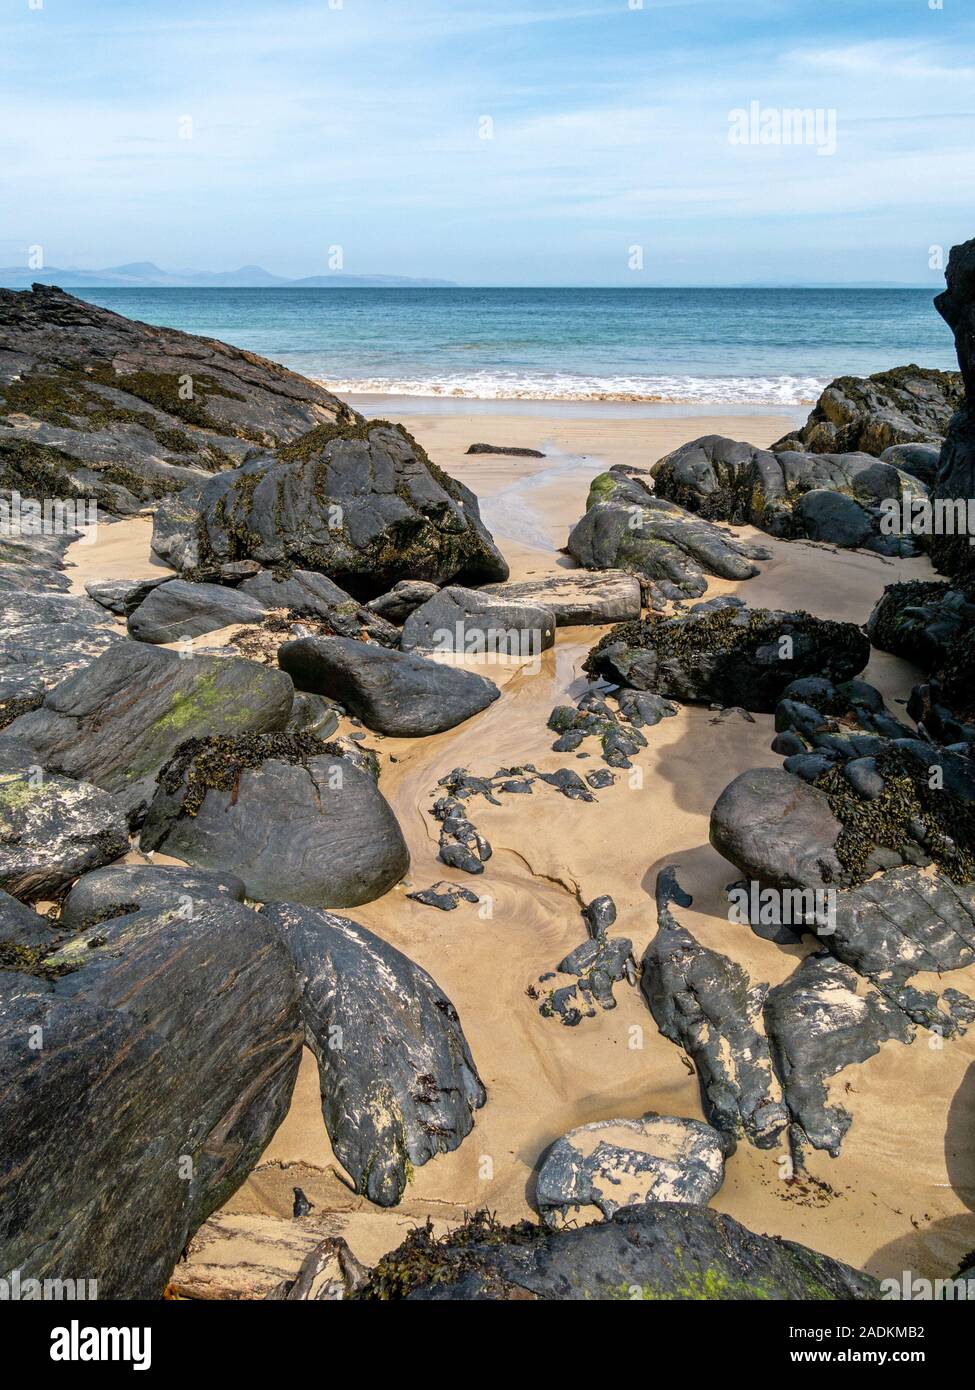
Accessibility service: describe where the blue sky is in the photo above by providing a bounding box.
[0,0,972,284]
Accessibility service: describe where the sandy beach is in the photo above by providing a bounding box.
[61,403,975,1297]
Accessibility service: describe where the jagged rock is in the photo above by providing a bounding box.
[85,574,171,616]
[434,796,493,876]
[407,881,480,911]
[365,579,440,624]
[481,570,642,627]
[585,596,869,713]
[0,283,350,512]
[152,419,508,593]
[710,767,845,889]
[0,747,129,901]
[240,568,398,644]
[285,691,340,740]
[140,733,409,908]
[566,465,760,600]
[357,1205,880,1301]
[547,693,648,768]
[640,869,788,1149]
[466,443,545,457]
[651,435,927,555]
[1,641,294,822]
[278,635,499,736]
[535,1116,727,1227]
[401,584,555,656]
[261,902,485,1207]
[127,578,267,643]
[60,863,246,928]
[0,894,303,1298]
[764,953,914,1156]
[771,365,963,456]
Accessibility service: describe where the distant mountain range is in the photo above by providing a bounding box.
[0,262,457,289]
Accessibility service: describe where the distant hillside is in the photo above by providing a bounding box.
[0,262,457,289]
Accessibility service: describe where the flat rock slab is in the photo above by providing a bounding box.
[141,740,409,909]
[482,570,642,626]
[0,752,129,901]
[262,902,485,1207]
[0,896,303,1298]
[360,1204,881,1301]
[85,575,172,616]
[128,579,267,643]
[536,1115,726,1227]
[60,863,247,929]
[278,635,499,736]
[401,584,556,655]
[1,641,294,822]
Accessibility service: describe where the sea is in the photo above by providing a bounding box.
[74,286,956,409]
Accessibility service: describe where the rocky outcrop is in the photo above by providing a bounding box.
[140,733,409,909]
[640,869,789,1149]
[0,284,351,512]
[152,419,509,595]
[772,365,963,456]
[278,635,499,736]
[535,1116,727,1227]
[481,570,642,626]
[584,596,869,713]
[566,465,763,602]
[400,584,555,655]
[0,891,304,1299]
[651,435,928,556]
[930,237,975,580]
[356,1205,880,1301]
[262,902,485,1207]
[1,641,294,822]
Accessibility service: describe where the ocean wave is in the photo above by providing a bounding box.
[313,371,826,405]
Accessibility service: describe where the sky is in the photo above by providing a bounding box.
[0,0,972,286]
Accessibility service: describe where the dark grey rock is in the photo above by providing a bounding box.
[772,365,962,456]
[481,570,642,627]
[365,579,440,623]
[407,881,480,911]
[261,901,485,1207]
[85,574,172,616]
[278,635,499,736]
[710,767,845,888]
[466,443,545,457]
[881,443,941,486]
[401,584,555,655]
[794,489,873,547]
[60,863,246,929]
[128,579,267,643]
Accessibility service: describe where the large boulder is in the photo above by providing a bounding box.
[0,589,122,727]
[481,570,642,626]
[0,893,304,1298]
[0,641,294,822]
[127,579,267,643]
[566,465,762,602]
[710,767,845,889]
[140,733,409,908]
[356,1204,880,1301]
[0,283,351,512]
[535,1115,726,1228]
[60,862,246,928]
[401,584,555,656]
[151,419,509,595]
[584,596,869,712]
[278,635,500,736]
[262,902,485,1207]
[930,237,975,580]
[772,365,963,457]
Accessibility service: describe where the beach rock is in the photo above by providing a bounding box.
[401,584,555,655]
[651,434,928,554]
[407,881,480,911]
[365,579,440,623]
[764,954,914,1156]
[535,1115,727,1227]
[127,578,267,643]
[482,570,642,626]
[0,895,303,1298]
[867,579,975,672]
[239,568,397,644]
[929,237,975,581]
[434,796,493,876]
[60,862,247,928]
[0,589,122,725]
[640,869,788,1149]
[261,902,485,1207]
[0,750,129,901]
[466,442,545,457]
[85,574,171,616]
[585,597,869,712]
[153,419,508,593]
[881,442,941,486]
[278,635,499,736]
[357,1204,880,1301]
[0,283,351,512]
[0,514,78,595]
[548,695,648,767]
[566,465,760,600]
[772,365,963,456]
[1,641,294,822]
[710,767,845,889]
[140,733,409,908]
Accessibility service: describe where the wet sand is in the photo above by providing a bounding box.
[64,406,975,1296]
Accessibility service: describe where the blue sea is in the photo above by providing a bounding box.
[76,287,956,407]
